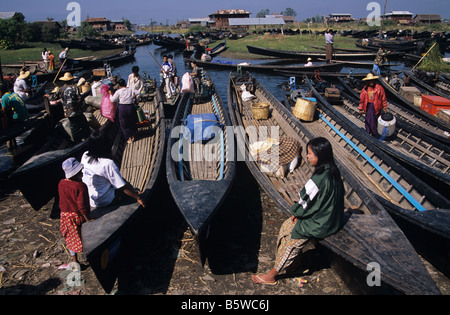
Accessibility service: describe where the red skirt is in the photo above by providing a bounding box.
[60,212,85,253]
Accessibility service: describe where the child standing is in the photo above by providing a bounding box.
[58,158,92,265]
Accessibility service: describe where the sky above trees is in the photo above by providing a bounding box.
[2,0,449,25]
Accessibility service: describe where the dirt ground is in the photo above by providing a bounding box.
[0,162,449,297]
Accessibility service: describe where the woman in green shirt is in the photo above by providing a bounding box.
[252,137,345,285]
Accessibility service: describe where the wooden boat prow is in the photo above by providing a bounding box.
[166,78,236,266]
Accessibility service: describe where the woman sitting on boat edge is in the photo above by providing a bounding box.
[252,137,346,285]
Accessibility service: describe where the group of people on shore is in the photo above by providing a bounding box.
[41,47,68,72]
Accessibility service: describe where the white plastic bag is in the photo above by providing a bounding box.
[181,72,195,93]
[240,84,255,102]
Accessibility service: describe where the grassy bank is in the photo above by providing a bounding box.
[221,34,360,59]
[0,42,123,65]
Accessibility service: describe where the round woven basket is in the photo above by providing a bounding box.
[252,102,270,120]
[292,98,316,122]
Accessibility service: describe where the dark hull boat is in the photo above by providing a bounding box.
[403,70,450,99]
[166,78,236,266]
[209,40,227,58]
[72,49,137,68]
[227,71,442,294]
[286,78,450,277]
[184,58,345,74]
[81,97,166,293]
[153,37,194,51]
[355,39,419,52]
[275,69,369,79]
[58,39,123,51]
[9,110,109,211]
[247,45,404,61]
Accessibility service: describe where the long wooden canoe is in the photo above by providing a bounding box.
[73,49,137,68]
[81,97,166,293]
[209,40,228,58]
[274,69,369,79]
[166,77,236,266]
[184,58,345,74]
[247,45,405,61]
[287,78,450,277]
[403,70,450,99]
[303,77,450,187]
[227,71,442,294]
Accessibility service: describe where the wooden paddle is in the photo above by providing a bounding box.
[52,58,67,84]
[412,42,437,71]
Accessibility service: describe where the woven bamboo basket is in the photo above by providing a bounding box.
[292,98,316,122]
[252,102,270,120]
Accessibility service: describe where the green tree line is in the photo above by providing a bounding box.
[0,12,63,49]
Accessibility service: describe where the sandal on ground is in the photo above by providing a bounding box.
[251,275,278,286]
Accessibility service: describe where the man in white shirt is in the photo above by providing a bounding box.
[127,66,143,97]
[161,55,175,98]
[13,71,31,102]
[59,48,69,71]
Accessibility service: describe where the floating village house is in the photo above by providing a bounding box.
[413,14,442,24]
[383,11,414,22]
[84,17,129,32]
[209,9,251,29]
[85,17,111,32]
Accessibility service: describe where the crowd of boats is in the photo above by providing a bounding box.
[0,29,449,294]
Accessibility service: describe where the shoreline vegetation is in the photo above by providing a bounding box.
[1,22,449,69]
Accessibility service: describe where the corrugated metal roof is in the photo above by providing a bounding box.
[229,17,285,26]
[0,12,16,19]
[330,13,352,16]
[386,11,413,16]
[189,17,215,23]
